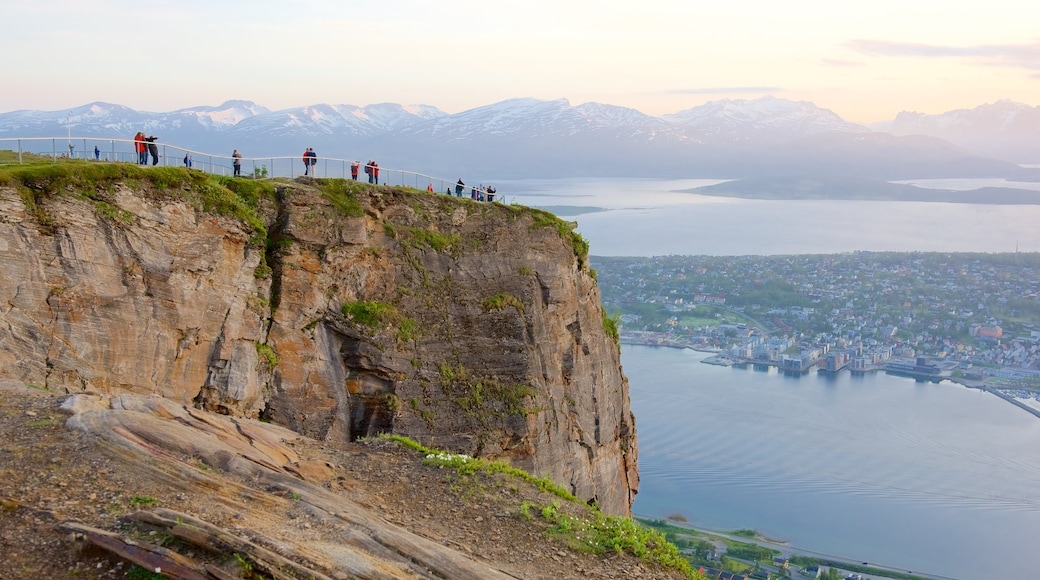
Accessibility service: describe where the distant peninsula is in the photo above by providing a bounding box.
[681,175,1040,205]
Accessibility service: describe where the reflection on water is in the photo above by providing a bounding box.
[625,345,1040,580]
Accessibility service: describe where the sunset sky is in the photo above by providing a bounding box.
[4,0,1038,123]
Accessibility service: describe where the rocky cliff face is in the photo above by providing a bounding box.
[0,166,638,514]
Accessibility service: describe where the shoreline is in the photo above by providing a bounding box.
[634,515,958,580]
[621,340,1040,420]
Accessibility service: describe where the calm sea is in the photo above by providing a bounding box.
[495,177,1040,255]
[624,346,1040,580]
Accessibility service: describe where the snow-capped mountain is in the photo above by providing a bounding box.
[886,100,1040,164]
[171,100,271,129]
[391,98,684,141]
[663,96,869,142]
[0,97,1034,180]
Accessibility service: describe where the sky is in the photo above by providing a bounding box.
[3,0,1038,123]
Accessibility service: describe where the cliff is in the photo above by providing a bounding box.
[0,163,638,515]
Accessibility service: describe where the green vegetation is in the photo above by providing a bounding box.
[233,552,254,574]
[543,509,698,575]
[0,149,53,165]
[525,207,590,268]
[380,434,577,501]
[381,434,705,579]
[255,343,278,369]
[128,495,158,509]
[341,299,396,328]
[437,362,539,419]
[27,417,57,428]
[482,293,524,315]
[406,226,461,253]
[602,311,620,345]
[340,299,419,343]
[319,179,364,217]
[1,162,274,247]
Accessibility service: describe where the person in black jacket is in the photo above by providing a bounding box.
[144,135,159,165]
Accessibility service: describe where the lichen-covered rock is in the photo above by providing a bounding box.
[0,173,638,515]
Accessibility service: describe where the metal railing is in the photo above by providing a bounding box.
[0,136,498,199]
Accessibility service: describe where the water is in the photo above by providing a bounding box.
[495,177,1040,255]
[493,177,1040,577]
[624,346,1040,580]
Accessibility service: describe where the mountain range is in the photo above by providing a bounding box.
[1,96,1037,181]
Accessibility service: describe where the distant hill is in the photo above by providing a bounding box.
[687,175,1040,205]
[883,100,1040,165]
[2,96,1038,182]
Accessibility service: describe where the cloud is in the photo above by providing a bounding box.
[847,39,1040,71]
[666,87,781,95]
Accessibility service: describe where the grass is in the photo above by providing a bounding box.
[406,226,461,254]
[342,300,398,328]
[602,311,620,346]
[2,161,275,247]
[129,495,158,509]
[319,179,365,217]
[482,293,525,315]
[437,362,540,419]
[380,433,705,579]
[27,417,57,428]
[341,300,419,343]
[525,207,590,268]
[255,343,278,368]
[381,433,577,501]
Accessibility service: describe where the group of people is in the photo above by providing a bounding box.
[302,147,317,175]
[348,159,379,183]
[363,160,379,184]
[133,132,159,165]
[452,178,496,201]
[125,138,494,198]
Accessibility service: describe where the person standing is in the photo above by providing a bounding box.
[455,178,465,197]
[183,153,193,168]
[365,160,375,183]
[372,161,379,185]
[350,161,359,181]
[232,149,243,176]
[144,135,159,165]
[94,145,100,160]
[134,132,146,164]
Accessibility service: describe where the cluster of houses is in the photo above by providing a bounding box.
[596,253,1040,386]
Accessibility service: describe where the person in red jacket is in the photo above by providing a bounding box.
[350,161,359,181]
[372,161,379,185]
[134,132,146,164]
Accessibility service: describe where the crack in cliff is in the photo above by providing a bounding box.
[263,186,293,318]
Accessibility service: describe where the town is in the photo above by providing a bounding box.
[592,252,1040,397]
